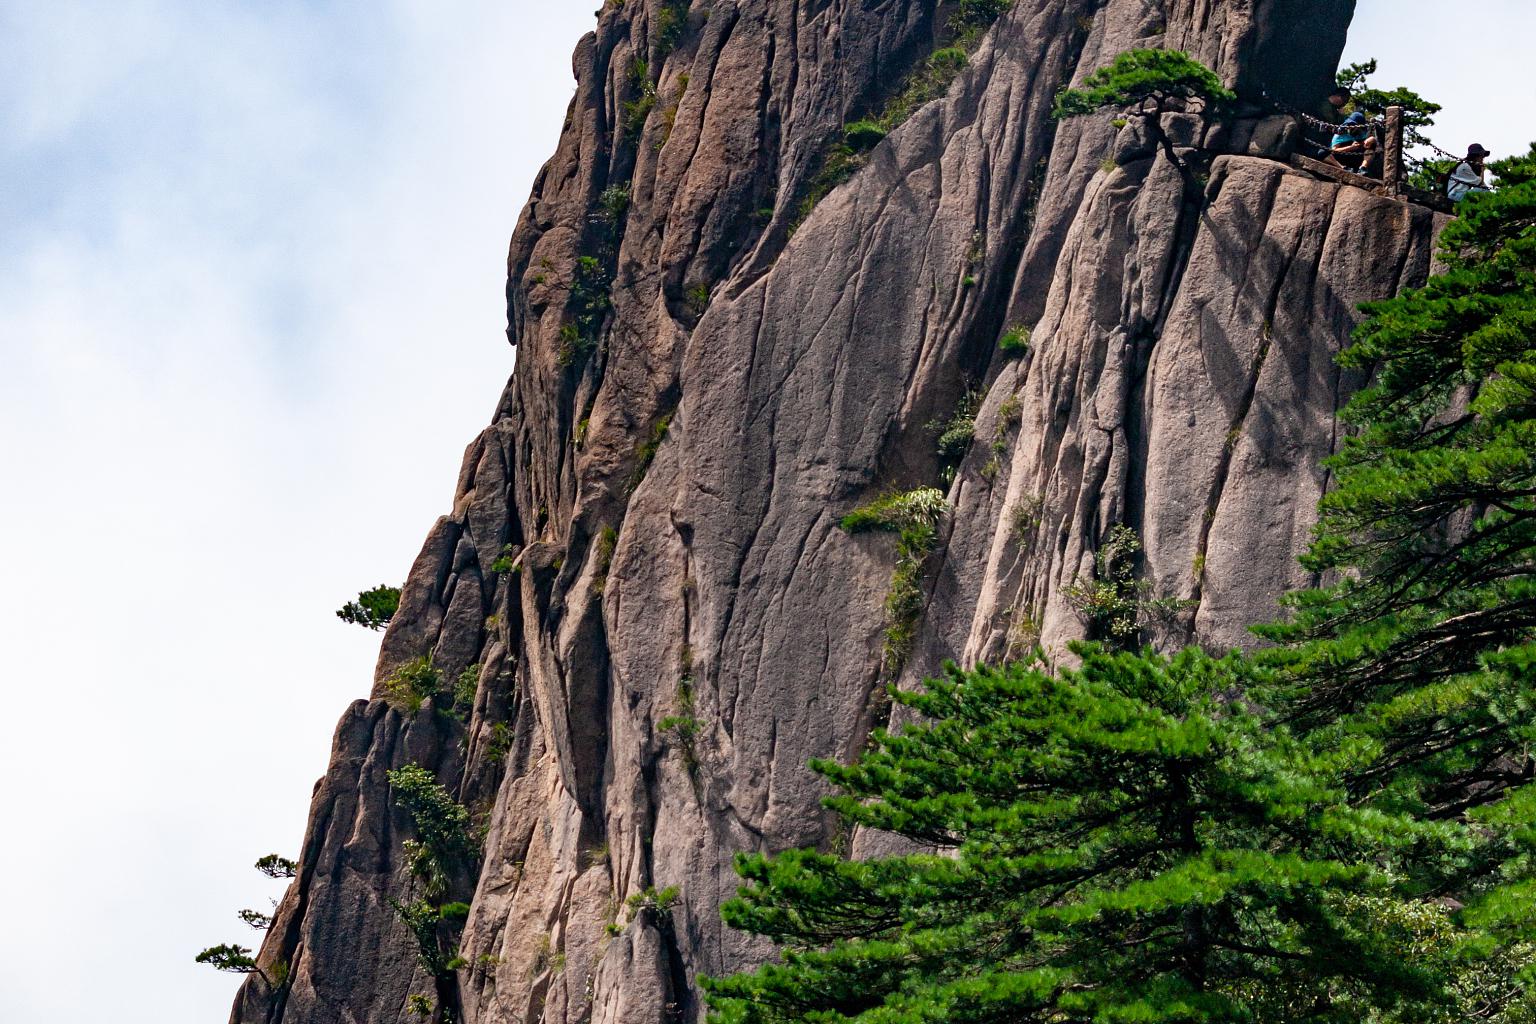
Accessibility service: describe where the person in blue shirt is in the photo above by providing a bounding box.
[1328,111,1379,175]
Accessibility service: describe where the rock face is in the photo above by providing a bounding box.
[229,1,1455,1022]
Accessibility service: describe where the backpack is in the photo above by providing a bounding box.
[1436,164,1457,195]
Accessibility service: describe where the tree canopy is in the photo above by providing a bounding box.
[254,853,297,879]
[1053,50,1233,172]
[1053,49,1234,120]
[704,650,1498,1023]
[1336,59,1442,148]
[1258,145,1536,749]
[335,584,401,630]
[196,942,263,977]
[1255,143,1536,958]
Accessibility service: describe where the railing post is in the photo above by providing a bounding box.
[1384,105,1405,195]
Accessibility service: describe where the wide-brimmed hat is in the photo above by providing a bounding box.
[1467,143,1491,158]
[1341,111,1367,126]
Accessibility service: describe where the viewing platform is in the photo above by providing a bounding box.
[1285,105,1457,214]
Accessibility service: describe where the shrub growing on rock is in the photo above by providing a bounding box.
[1062,524,1189,649]
[998,324,1030,356]
[387,763,476,898]
[335,584,400,630]
[842,487,949,670]
[382,655,442,713]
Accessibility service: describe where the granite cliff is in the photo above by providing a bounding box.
[229,1,1453,1021]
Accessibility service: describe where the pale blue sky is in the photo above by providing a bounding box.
[0,2,1531,1021]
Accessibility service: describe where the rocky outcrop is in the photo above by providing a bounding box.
[229,1,1460,1022]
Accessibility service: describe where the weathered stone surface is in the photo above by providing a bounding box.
[915,156,1443,686]
[229,699,466,1024]
[231,2,1464,1022]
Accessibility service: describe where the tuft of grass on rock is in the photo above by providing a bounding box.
[841,488,950,671]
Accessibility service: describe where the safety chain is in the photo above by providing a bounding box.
[1256,81,1467,166]
[1256,84,1384,134]
[1415,138,1465,163]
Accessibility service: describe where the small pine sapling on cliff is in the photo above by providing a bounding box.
[657,677,701,773]
[195,943,265,980]
[336,584,401,630]
[254,853,297,879]
[196,854,298,981]
[237,908,273,930]
[626,885,680,921]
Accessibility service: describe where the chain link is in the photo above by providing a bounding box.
[1255,82,1468,168]
[1256,85,1384,134]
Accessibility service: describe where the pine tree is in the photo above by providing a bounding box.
[1053,50,1234,170]
[704,649,1476,1023]
[336,583,401,630]
[1258,146,1536,783]
[1334,60,1441,148]
[1257,143,1536,974]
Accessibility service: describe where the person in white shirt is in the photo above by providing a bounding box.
[1448,144,1493,201]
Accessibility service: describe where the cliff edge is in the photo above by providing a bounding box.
[229,2,1454,1021]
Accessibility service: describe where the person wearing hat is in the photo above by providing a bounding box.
[1448,144,1493,201]
[1328,111,1379,174]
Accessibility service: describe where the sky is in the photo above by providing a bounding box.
[1343,1,1534,165]
[0,2,593,1021]
[0,2,1531,1022]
